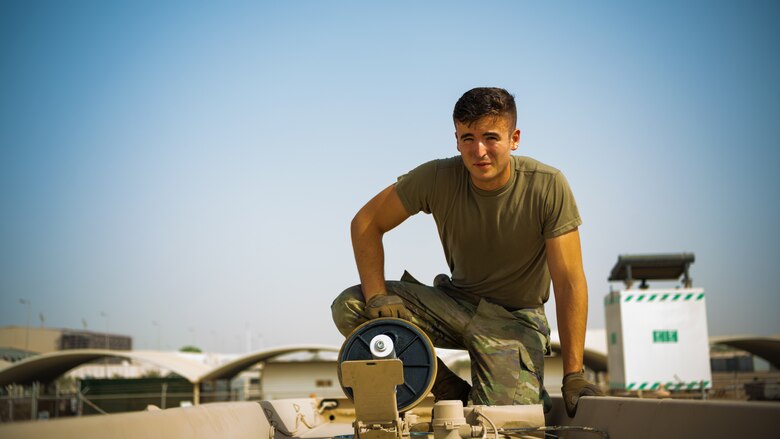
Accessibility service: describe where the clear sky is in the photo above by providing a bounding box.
[1,1,779,353]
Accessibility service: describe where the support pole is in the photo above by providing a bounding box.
[31,382,39,420]
[683,263,693,288]
[161,382,168,409]
[78,387,83,416]
[193,383,200,406]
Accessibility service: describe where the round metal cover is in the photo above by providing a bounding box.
[338,318,437,412]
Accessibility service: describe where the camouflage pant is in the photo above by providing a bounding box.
[331,272,551,408]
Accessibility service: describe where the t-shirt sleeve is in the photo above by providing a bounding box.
[541,171,582,239]
[394,160,438,215]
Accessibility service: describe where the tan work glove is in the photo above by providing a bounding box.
[365,294,412,320]
[561,370,603,417]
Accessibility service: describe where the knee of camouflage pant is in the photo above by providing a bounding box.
[331,285,368,337]
[468,349,545,405]
[463,300,549,406]
[513,353,544,405]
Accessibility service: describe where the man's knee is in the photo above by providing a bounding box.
[465,329,546,405]
[331,285,366,337]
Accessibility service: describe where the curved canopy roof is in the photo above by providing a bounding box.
[710,335,780,369]
[3,336,777,387]
[551,329,609,372]
[554,334,780,372]
[0,349,211,386]
[0,346,340,386]
[439,344,609,373]
[199,345,338,382]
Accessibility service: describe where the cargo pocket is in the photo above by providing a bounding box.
[514,341,544,405]
[464,300,523,405]
[465,299,546,406]
[465,332,522,406]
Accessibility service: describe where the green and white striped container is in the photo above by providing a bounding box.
[604,291,705,306]
[604,288,712,391]
[626,380,710,391]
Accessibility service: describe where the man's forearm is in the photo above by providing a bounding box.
[349,184,411,302]
[554,283,588,375]
[350,217,388,301]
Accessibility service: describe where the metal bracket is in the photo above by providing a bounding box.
[341,359,406,439]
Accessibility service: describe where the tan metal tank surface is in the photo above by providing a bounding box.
[546,395,780,439]
[1,395,779,439]
[0,401,272,439]
[2,319,779,438]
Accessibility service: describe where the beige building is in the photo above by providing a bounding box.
[261,360,342,400]
[0,326,131,354]
[0,327,61,353]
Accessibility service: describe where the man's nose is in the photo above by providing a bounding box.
[475,141,487,157]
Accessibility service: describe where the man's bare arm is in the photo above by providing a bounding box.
[546,228,588,375]
[350,184,411,301]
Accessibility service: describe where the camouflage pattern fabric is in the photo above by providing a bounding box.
[331,272,551,409]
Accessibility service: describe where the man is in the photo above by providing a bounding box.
[331,87,601,417]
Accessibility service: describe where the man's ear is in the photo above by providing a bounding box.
[511,129,521,150]
[455,131,461,152]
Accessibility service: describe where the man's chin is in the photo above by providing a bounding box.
[469,173,496,186]
[469,167,493,179]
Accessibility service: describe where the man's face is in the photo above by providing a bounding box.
[455,115,520,191]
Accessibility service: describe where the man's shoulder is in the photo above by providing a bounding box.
[395,156,465,214]
[430,156,463,170]
[397,157,463,191]
[513,155,562,176]
[407,156,463,176]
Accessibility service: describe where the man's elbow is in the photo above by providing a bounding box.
[552,277,588,300]
[350,213,364,241]
[351,210,378,241]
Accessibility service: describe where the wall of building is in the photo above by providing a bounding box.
[60,331,132,351]
[0,327,61,353]
[66,360,169,380]
[0,326,132,355]
[261,361,342,400]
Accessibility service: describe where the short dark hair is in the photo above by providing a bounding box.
[453,87,517,129]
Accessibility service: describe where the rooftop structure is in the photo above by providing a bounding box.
[0,326,132,354]
[608,253,695,289]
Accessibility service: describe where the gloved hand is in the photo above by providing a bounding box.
[561,370,603,417]
[365,294,412,320]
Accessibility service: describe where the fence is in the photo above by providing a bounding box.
[0,379,241,423]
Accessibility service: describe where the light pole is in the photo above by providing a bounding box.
[152,321,161,350]
[18,299,30,351]
[100,312,110,349]
[100,312,109,378]
[245,322,251,353]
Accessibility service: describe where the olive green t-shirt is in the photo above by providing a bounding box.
[394,155,581,309]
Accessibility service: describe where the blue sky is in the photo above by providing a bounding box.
[1,1,779,352]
